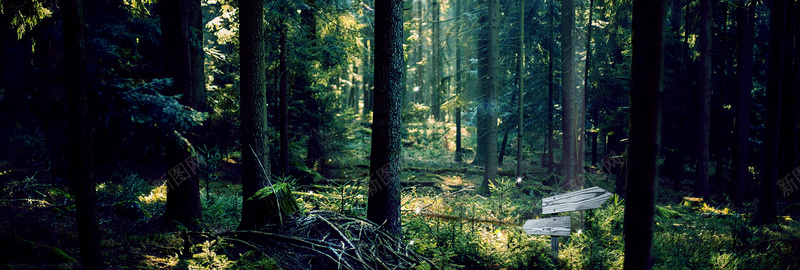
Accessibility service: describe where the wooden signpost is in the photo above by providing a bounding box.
[522,186,613,258]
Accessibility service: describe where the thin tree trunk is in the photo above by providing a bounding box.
[279,16,289,177]
[455,0,463,163]
[239,0,271,230]
[732,0,753,207]
[624,1,665,269]
[561,0,577,190]
[431,0,442,121]
[547,0,555,174]
[758,0,786,225]
[499,125,511,165]
[586,0,596,166]
[416,0,425,105]
[63,0,103,268]
[368,0,404,237]
[517,0,525,178]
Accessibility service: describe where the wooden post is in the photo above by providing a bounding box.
[522,187,613,263]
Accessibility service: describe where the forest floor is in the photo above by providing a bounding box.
[2,121,800,269]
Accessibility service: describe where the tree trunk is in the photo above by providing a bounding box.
[696,0,712,199]
[473,0,489,167]
[732,0,753,207]
[479,0,499,195]
[368,0,404,237]
[239,0,271,230]
[624,1,665,269]
[498,125,511,165]
[561,0,578,190]
[758,0,787,225]
[279,16,289,177]
[517,0,525,178]
[779,0,798,190]
[63,0,103,268]
[455,0,463,163]
[431,0,442,121]
[161,0,202,228]
[586,0,595,167]
[362,39,373,118]
[300,1,324,170]
[547,0,555,174]
[416,0,425,105]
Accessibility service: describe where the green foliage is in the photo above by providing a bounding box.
[401,179,554,270]
[200,190,242,232]
[120,79,208,138]
[231,251,280,270]
[187,240,234,269]
[0,0,52,38]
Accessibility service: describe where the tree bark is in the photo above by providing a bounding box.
[63,0,103,268]
[779,0,798,190]
[455,0,463,163]
[695,0,712,199]
[758,0,787,225]
[161,0,203,228]
[547,0,555,174]
[732,0,753,207]
[517,0,525,178]
[473,0,489,167]
[431,0,442,121]
[239,0,271,230]
[480,0,499,195]
[624,1,665,269]
[368,0,404,237]
[561,0,578,190]
[279,15,289,177]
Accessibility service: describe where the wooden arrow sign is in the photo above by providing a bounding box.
[541,186,612,215]
[522,216,571,236]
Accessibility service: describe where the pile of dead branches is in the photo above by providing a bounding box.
[207,210,437,270]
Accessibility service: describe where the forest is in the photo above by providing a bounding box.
[1,0,799,269]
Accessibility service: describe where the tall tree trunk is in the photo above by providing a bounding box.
[480,0,500,194]
[431,0,442,121]
[239,0,271,230]
[732,0,753,207]
[758,0,786,225]
[415,0,425,105]
[676,0,690,192]
[455,0,463,162]
[161,0,203,227]
[279,15,289,177]
[479,0,499,194]
[779,0,798,188]
[362,40,373,118]
[624,1,665,269]
[561,0,578,190]
[368,0,404,237]
[302,0,324,170]
[63,0,103,268]
[473,0,489,167]
[517,0,525,178]
[547,0,555,174]
[575,0,586,187]
[586,0,595,166]
[696,0,712,199]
